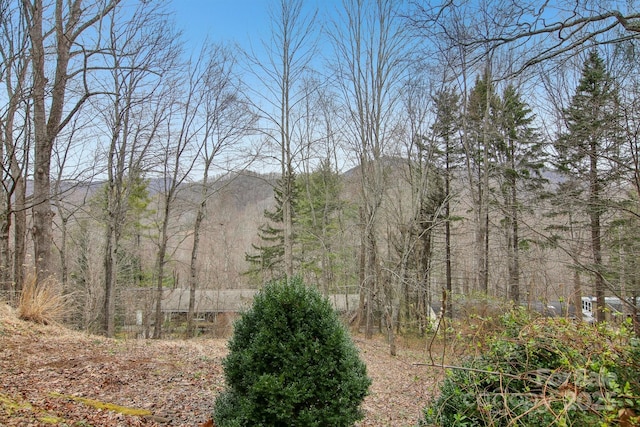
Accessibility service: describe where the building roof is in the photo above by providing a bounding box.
[161,289,360,313]
[162,289,257,313]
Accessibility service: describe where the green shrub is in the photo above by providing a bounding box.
[213,277,371,427]
[420,309,640,426]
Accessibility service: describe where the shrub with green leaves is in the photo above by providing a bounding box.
[420,309,640,426]
[213,277,371,427]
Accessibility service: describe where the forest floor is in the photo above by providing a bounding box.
[0,303,441,426]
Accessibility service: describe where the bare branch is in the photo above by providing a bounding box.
[409,0,640,77]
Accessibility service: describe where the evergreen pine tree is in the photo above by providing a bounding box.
[432,87,462,317]
[464,72,500,293]
[556,50,623,322]
[296,159,345,293]
[245,177,300,284]
[494,85,546,303]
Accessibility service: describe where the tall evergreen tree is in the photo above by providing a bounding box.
[556,50,623,322]
[431,87,462,317]
[464,71,499,294]
[296,159,344,293]
[494,85,546,303]
[246,163,345,290]
[245,177,300,285]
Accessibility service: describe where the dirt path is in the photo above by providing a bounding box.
[0,304,438,426]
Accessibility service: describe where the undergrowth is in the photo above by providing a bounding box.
[18,274,68,325]
[420,308,640,426]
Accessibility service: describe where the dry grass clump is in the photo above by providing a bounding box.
[18,274,67,325]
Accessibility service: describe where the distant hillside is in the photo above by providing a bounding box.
[25,170,276,208]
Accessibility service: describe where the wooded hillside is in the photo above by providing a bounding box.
[1,0,639,340]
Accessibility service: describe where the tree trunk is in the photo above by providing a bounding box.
[283,171,294,279]
[510,190,520,303]
[0,205,10,292]
[186,197,206,338]
[58,217,68,287]
[479,88,491,295]
[25,0,118,282]
[103,222,116,337]
[153,215,169,339]
[445,170,452,319]
[475,178,488,293]
[27,0,54,279]
[13,177,27,293]
[508,142,520,303]
[364,225,380,340]
[357,206,367,330]
[590,138,605,323]
[573,267,583,322]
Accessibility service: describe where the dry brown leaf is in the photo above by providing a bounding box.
[1,303,437,426]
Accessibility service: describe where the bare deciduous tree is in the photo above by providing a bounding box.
[98,1,179,337]
[410,0,640,76]
[394,76,447,335]
[22,0,121,281]
[330,0,410,350]
[245,0,318,280]
[185,43,257,337]
[0,0,30,294]
[148,42,243,338]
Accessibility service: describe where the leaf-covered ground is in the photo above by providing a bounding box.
[0,304,439,426]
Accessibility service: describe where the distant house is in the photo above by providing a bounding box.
[161,289,258,317]
[121,288,360,337]
[581,296,640,323]
[160,288,360,318]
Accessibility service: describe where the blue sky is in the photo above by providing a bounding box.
[169,0,339,54]
[167,0,345,172]
[171,0,270,49]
